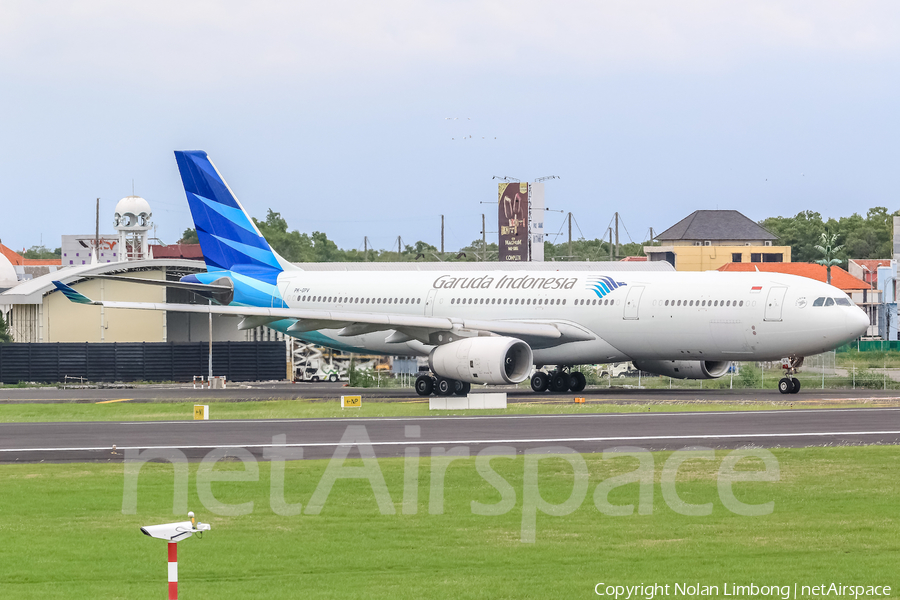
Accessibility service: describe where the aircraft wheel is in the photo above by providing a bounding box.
[778,377,794,394]
[789,379,801,394]
[531,371,550,393]
[415,375,434,397]
[436,377,455,396]
[549,373,569,393]
[569,372,587,392]
[454,381,471,396]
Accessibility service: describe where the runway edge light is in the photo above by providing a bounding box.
[140,511,211,600]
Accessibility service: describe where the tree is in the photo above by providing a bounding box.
[179,228,199,244]
[761,207,900,262]
[0,311,11,343]
[22,245,61,259]
[815,233,844,285]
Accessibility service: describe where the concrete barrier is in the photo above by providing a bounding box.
[429,392,507,410]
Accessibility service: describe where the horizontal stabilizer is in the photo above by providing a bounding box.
[51,281,99,305]
[83,274,232,293]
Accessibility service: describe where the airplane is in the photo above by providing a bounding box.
[52,150,869,396]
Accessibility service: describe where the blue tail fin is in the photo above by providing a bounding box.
[174,151,295,283]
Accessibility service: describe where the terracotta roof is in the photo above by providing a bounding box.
[0,243,24,266]
[657,210,777,241]
[718,262,869,290]
[852,259,891,271]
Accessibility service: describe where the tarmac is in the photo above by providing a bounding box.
[1,381,898,463]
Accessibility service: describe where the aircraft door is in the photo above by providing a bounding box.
[623,286,645,320]
[424,289,438,316]
[764,286,787,322]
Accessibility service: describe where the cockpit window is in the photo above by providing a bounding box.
[824,297,835,306]
[813,297,826,307]
[835,298,852,306]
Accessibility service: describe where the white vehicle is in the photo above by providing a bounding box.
[598,362,637,378]
[53,151,869,397]
[299,365,345,383]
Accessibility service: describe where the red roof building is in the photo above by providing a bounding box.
[0,242,62,266]
[848,259,889,289]
[717,262,869,291]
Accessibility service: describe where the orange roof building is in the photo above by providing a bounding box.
[0,242,62,267]
[717,262,869,291]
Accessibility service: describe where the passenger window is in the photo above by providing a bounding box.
[836,298,852,306]
[812,297,825,307]
[824,297,835,306]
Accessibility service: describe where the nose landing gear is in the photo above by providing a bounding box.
[778,355,804,395]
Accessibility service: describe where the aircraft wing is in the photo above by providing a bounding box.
[51,281,592,344]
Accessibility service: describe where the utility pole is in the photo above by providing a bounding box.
[481,214,486,261]
[397,236,402,255]
[615,212,620,259]
[94,198,100,263]
[649,227,654,243]
[363,236,369,261]
[208,301,213,381]
[567,212,573,259]
[441,215,445,254]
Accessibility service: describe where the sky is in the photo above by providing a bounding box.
[1,1,899,254]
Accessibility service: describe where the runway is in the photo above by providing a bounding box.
[2,407,899,463]
[4,381,900,404]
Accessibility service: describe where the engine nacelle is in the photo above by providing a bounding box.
[429,336,533,385]
[632,360,730,380]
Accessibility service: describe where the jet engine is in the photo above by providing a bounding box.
[429,336,533,385]
[632,360,730,380]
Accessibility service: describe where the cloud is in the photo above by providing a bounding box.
[1,0,898,88]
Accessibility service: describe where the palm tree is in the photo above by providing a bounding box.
[814,233,844,285]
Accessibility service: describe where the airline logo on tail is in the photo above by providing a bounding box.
[174,150,288,285]
[586,276,627,298]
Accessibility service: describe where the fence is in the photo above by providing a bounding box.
[590,349,900,391]
[0,342,286,384]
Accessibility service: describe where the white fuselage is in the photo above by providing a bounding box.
[274,269,869,365]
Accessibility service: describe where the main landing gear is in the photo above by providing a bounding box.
[414,374,471,397]
[530,366,586,393]
[778,355,804,395]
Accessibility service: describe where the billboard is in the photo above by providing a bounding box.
[498,182,529,261]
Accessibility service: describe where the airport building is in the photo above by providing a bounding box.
[0,196,245,344]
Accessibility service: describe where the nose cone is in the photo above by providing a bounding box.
[848,307,869,339]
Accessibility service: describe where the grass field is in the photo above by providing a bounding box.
[0,396,893,423]
[1,446,898,599]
